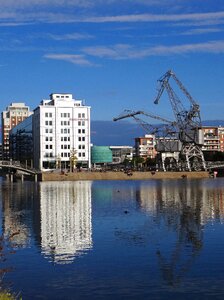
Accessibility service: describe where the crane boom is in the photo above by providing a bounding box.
[113,110,175,125]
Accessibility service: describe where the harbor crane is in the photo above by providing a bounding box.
[113,70,206,171]
[154,70,206,171]
[113,110,179,167]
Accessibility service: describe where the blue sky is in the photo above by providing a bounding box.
[0,0,224,122]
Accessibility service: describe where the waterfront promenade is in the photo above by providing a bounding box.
[41,171,210,181]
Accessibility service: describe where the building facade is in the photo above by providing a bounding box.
[91,146,113,166]
[218,127,224,152]
[9,115,33,165]
[109,146,134,164]
[1,103,32,160]
[33,93,91,171]
[202,126,220,152]
[135,134,156,159]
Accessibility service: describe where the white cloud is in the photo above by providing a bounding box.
[0,8,224,25]
[181,27,223,35]
[80,11,224,23]
[44,53,95,66]
[83,40,224,60]
[48,33,94,40]
[0,0,178,9]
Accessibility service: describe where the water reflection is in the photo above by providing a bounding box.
[1,179,224,299]
[40,181,92,264]
[1,182,35,248]
[135,179,224,286]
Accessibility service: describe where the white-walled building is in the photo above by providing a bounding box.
[33,93,91,171]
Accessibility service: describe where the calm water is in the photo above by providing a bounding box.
[1,178,224,299]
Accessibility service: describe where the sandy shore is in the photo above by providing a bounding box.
[40,171,210,181]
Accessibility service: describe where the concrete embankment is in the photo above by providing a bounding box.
[40,171,210,181]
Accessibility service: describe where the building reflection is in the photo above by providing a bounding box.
[40,181,92,264]
[136,179,224,286]
[1,182,35,248]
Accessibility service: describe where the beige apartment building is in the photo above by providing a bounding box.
[202,126,224,152]
[135,134,157,159]
[1,103,32,160]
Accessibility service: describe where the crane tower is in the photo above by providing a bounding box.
[154,70,206,171]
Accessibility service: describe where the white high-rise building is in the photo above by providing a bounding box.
[33,93,91,171]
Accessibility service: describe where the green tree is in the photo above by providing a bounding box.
[70,148,77,172]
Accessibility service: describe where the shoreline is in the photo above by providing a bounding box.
[40,171,210,181]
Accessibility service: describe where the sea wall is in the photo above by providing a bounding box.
[40,171,210,181]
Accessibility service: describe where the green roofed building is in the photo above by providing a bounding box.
[91,146,113,164]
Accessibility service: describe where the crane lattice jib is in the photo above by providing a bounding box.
[113,110,174,125]
[154,70,201,128]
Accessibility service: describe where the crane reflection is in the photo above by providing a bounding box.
[136,179,224,286]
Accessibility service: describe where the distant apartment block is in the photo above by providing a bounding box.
[201,126,224,152]
[218,127,224,152]
[109,146,134,164]
[135,134,156,159]
[1,103,32,160]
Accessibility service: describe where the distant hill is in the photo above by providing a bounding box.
[91,120,224,146]
[202,120,224,126]
[91,120,144,146]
